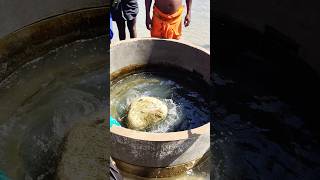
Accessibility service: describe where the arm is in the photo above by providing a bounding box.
[184,0,192,27]
[145,0,152,30]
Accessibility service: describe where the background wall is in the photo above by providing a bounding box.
[0,0,109,37]
[215,0,320,76]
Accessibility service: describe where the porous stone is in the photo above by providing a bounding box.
[56,120,107,180]
[127,96,168,131]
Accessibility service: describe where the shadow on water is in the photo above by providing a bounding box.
[211,14,320,179]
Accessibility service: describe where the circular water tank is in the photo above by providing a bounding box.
[110,38,211,178]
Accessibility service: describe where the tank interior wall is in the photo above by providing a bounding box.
[110,39,211,82]
[215,0,320,77]
[0,0,109,38]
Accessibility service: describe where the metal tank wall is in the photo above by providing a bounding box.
[110,38,211,178]
[0,0,109,38]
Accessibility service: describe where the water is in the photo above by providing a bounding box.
[110,71,210,133]
[110,69,210,179]
[211,55,320,179]
[0,37,108,179]
[111,0,210,51]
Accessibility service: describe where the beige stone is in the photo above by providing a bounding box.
[56,120,107,180]
[127,96,168,131]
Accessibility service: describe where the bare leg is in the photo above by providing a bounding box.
[127,19,137,38]
[116,19,126,40]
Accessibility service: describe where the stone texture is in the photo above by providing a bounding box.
[56,120,108,180]
[127,96,168,131]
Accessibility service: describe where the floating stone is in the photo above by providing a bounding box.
[127,96,168,130]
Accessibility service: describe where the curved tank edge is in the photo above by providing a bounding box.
[0,6,108,82]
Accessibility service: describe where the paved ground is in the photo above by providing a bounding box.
[111,0,210,51]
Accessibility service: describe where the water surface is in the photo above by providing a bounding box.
[0,37,108,179]
[110,71,210,133]
[211,50,320,179]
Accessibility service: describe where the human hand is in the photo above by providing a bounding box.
[146,16,152,30]
[184,13,191,27]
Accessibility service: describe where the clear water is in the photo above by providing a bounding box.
[111,0,210,51]
[0,37,108,179]
[110,71,210,133]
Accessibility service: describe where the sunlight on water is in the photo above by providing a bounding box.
[110,70,210,179]
[110,71,210,133]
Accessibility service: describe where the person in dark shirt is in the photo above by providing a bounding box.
[111,0,139,40]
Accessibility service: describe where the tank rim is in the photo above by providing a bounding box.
[110,122,210,141]
[110,37,211,55]
[110,38,210,141]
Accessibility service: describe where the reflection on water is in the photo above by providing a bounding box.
[0,37,108,179]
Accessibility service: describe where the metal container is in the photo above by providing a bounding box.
[110,38,211,178]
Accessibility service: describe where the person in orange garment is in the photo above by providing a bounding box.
[145,0,192,40]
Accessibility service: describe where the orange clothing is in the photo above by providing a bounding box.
[151,6,184,40]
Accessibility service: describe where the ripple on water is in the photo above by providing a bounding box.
[110,71,210,133]
[0,36,108,179]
